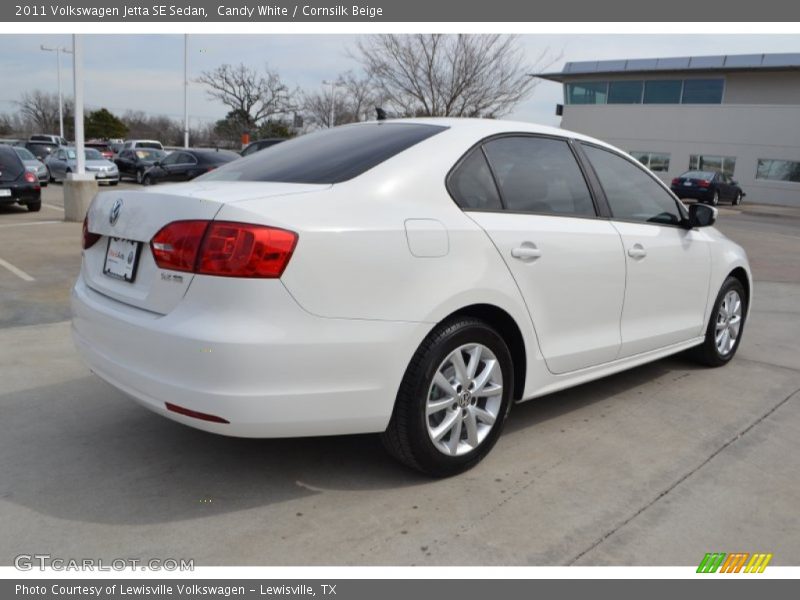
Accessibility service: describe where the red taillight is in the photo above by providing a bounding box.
[150,220,209,272]
[150,220,298,278]
[699,180,710,188]
[671,178,680,186]
[82,215,101,249]
[24,171,37,184]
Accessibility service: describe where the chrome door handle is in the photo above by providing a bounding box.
[511,244,542,261]
[627,244,647,259]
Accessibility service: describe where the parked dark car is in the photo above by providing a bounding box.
[0,145,41,212]
[115,148,167,184]
[142,149,240,185]
[25,141,58,161]
[670,170,745,206]
[240,138,285,157]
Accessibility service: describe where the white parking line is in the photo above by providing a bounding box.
[43,203,64,211]
[0,220,61,228]
[0,257,35,281]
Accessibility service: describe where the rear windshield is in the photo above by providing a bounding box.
[0,147,24,181]
[199,122,447,184]
[136,142,163,150]
[681,170,715,180]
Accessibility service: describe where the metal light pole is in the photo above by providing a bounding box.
[72,34,85,175]
[183,34,189,148]
[40,44,73,139]
[322,80,343,128]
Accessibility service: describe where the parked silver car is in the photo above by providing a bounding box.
[13,146,49,187]
[44,147,119,185]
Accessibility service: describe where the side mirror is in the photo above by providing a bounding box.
[687,203,717,228]
[153,161,161,167]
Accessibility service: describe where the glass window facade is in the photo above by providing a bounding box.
[565,78,724,105]
[643,80,682,103]
[608,81,643,104]
[630,151,671,173]
[681,79,725,104]
[566,81,608,105]
[689,154,737,178]
[756,159,800,183]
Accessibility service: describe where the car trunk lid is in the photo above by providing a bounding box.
[83,183,327,314]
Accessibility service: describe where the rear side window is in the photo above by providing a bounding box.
[0,147,24,181]
[483,136,596,217]
[448,148,503,210]
[199,123,447,184]
[582,144,683,226]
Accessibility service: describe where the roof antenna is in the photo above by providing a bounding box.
[376,107,387,121]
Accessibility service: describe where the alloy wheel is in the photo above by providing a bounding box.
[425,343,503,456]
[715,290,743,356]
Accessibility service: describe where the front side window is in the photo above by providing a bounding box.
[630,151,671,173]
[756,159,800,183]
[583,144,682,226]
[447,148,503,211]
[689,154,736,178]
[483,136,596,217]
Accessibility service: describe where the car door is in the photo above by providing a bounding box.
[51,149,67,179]
[459,135,627,374]
[156,152,181,182]
[115,150,131,176]
[580,143,711,358]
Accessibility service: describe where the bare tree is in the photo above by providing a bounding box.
[197,63,292,128]
[16,90,73,133]
[302,71,378,128]
[354,34,556,118]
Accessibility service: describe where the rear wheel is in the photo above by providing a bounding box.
[710,190,720,206]
[26,200,41,212]
[689,276,747,367]
[382,317,514,477]
[733,191,743,206]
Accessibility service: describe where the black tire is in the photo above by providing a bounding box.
[733,191,743,206]
[710,190,720,206]
[142,174,153,186]
[689,276,747,367]
[48,168,54,183]
[109,181,118,186]
[26,201,41,212]
[135,169,144,184]
[382,317,514,477]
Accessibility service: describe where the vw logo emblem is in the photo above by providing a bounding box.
[109,199,123,226]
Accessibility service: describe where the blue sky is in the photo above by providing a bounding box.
[2,34,799,128]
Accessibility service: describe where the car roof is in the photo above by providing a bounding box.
[368,117,619,150]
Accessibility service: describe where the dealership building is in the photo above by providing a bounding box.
[535,53,800,206]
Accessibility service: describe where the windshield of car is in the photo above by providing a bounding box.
[681,170,715,180]
[14,147,36,161]
[136,142,163,150]
[198,122,447,184]
[85,149,103,160]
[0,148,24,181]
[135,149,165,160]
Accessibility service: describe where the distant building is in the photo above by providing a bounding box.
[535,53,800,206]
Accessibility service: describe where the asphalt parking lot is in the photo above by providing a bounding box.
[1,183,798,566]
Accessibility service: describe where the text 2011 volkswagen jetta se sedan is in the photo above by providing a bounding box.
[72,119,751,476]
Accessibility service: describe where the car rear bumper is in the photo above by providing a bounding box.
[670,186,714,201]
[71,271,428,438]
[0,185,40,204]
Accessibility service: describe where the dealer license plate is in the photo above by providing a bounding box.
[103,237,141,282]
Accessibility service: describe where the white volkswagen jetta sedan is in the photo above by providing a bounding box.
[73,118,751,476]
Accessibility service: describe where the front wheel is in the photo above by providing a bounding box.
[142,174,153,186]
[689,276,747,367]
[135,169,144,184]
[382,317,514,477]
